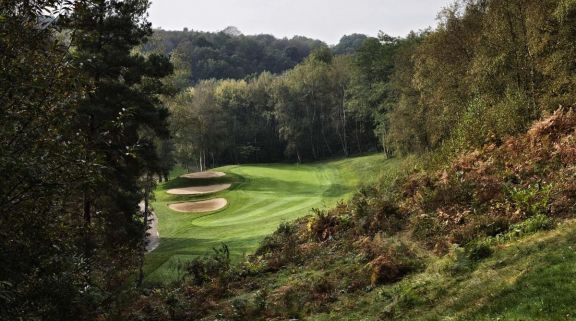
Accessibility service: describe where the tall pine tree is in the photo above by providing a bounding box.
[64,0,173,298]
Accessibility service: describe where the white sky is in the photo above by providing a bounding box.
[148,0,455,45]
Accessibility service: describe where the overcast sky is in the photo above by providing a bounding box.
[148,0,454,45]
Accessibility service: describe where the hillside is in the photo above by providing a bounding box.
[6,1,576,320]
[142,29,326,86]
[130,110,576,320]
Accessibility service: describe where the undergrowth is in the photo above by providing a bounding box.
[126,109,576,321]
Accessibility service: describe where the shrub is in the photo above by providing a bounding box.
[490,214,555,244]
[451,215,512,246]
[253,289,268,314]
[307,208,340,241]
[443,245,474,275]
[410,214,442,248]
[230,298,249,321]
[273,285,304,319]
[363,238,422,286]
[363,199,405,235]
[239,257,267,277]
[466,240,493,262]
[508,183,552,217]
[308,275,335,303]
[256,222,301,270]
[182,243,234,292]
[512,214,554,234]
[185,258,209,286]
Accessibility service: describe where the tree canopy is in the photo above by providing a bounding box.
[142,28,327,87]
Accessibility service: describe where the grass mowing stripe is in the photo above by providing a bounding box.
[144,154,400,284]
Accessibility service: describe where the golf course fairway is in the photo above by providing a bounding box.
[144,154,400,284]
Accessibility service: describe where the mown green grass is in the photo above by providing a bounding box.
[144,154,400,284]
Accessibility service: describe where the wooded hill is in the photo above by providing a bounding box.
[142,28,369,89]
[141,28,325,87]
[3,0,576,320]
[163,0,576,170]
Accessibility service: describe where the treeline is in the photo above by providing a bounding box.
[143,29,371,90]
[143,28,326,88]
[1,1,172,320]
[167,48,379,168]
[365,0,576,158]
[177,0,576,167]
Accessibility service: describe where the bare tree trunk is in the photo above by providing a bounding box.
[337,86,349,157]
[355,118,362,153]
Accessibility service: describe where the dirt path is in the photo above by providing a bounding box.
[166,184,231,195]
[139,202,159,252]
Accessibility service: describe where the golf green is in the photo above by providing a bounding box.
[144,154,400,284]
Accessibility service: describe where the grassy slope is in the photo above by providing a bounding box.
[145,154,400,284]
[308,220,576,321]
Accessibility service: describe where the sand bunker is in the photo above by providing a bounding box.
[166,184,231,195]
[181,171,226,179]
[169,198,228,213]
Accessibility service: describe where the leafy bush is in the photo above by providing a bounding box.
[488,214,555,245]
[512,214,555,234]
[256,222,301,270]
[442,245,475,275]
[253,289,268,314]
[183,244,233,289]
[466,240,493,262]
[230,298,249,321]
[508,184,552,217]
[307,208,340,241]
[452,215,512,246]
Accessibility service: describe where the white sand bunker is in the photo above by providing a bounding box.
[166,184,231,195]
[169,198,228,213]
[181,171,226,179]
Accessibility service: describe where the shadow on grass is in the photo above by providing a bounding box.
[234,175,350,197]
[144,235,266,286]
[161,175,238,189]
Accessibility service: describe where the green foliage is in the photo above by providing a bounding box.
[257,222,300,268]
[508,183,552,217]
[167,53,378,165]
[487,214,555,245]
[332,34,369,55]
[142,28,325,86]
[449,89,532,151]
[512,214,555,235]
[1,1,174,320]
[365,0,576,157]
[466,240,493,262]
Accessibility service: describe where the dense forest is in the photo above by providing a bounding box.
[162,0,576,169]
[142,28,369,89]
[141,28,324,87]
[3,0,576,320]
[167,49,379,168]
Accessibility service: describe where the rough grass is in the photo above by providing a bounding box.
[144,154,400,284]
[308,220,576,321]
